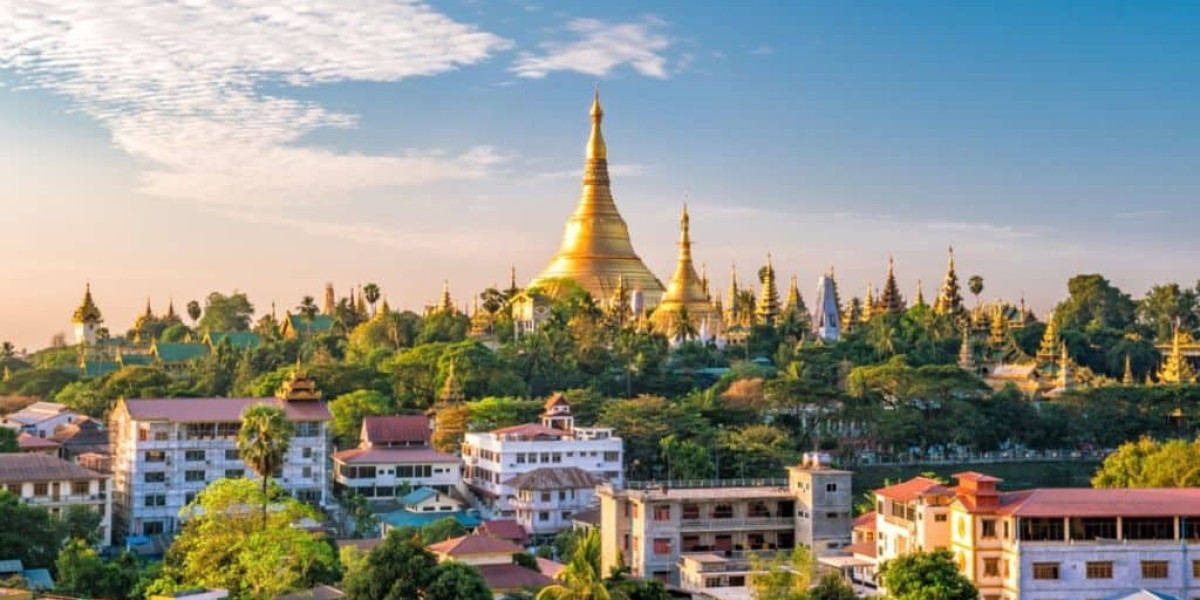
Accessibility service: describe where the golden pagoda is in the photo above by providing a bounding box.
[1157,323,1198,384]
[277,363,323,401]
[650,205,719,337]
[933,246,964,317]
[72,283,103,326]
[529,90,665,305]
[754,254,780,326]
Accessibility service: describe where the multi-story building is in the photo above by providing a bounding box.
[2,402,80,438]
[462,394,623,525]
[504,466,604,538]
[873,476,955,564]
[861,471,1200,600]
[0,453,113,545]
[332,415,459,499]
[597,454,853,586]
[108,371,331,539]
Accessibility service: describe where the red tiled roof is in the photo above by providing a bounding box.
[991,488,1200,518]
[428,533,524,556]
[332,447,459,465]
[122,397,330,422]
[535,558,565,579]
[845,542,877,559]
[476,564,555,591]
[478,519,529,545]
[875,477,953,503]
[954,471,1003,483]
[503,466,605,490]
[363,415,429,446]
[853,511,877,531]
[0,453,105,483]
[17,433,61,450]
[491,423,566,438]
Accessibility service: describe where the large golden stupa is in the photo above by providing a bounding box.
[529,91,666,306]
[650,205,720,335]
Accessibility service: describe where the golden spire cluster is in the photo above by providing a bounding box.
[755,253,780,325]
[72,283,103,325]
[933,246,965,317]
[1156,322,1198,384]
[649,204,720,339]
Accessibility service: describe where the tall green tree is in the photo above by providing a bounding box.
[1092,436,1200,488]
[536,528,609,600]
[237,403,293,527]
[186,300,202,324]
[967,275,984,307]
[879,549,978,600]
[55,540,143,600]
[424,562,492,600]
[1055,274,1136,332]
[362,283,382,315]
[343,529,438,600]
[1138,283,1199,341]
[0,490,65,567]
[198,292,255,332]
[328,390,391,448]
[0,428,18,453]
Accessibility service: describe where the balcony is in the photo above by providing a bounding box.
[679,550,792,574]
[679,517,795,531]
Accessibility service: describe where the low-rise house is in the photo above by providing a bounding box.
[427,534,554,596]
[477,519,530,547]
[16,433,60,455]
[51,417,110,460]
[504,466,604,538]
[0,453,113,545]
[2,402,79,438]
[380,487,481,532]
[332,415,459,499]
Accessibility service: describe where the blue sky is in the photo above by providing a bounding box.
[1,0,1198,349]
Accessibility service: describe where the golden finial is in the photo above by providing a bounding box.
[587,86,607,160]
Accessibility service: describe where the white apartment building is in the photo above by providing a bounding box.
[2,402,80,438]
[0,453,113,545]
[505,466,604,537]
[332,415,460,499]
[462,394,622,526]
[108,372,331,539]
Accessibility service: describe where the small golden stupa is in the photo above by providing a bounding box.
[529,90,665,305]
[650,205,719,336]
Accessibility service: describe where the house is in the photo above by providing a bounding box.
[380,487,481,532]
[427,534,554,596]
[51,416,110,459]
[107,370,331,539]
[0,453,113,545]
[503,466,604,538]
[16,433,60,455]
[477,519,530,547]
[462,394,623,530]
[598,453,853,588]
[332,415,460,499]
[1,402,79,437]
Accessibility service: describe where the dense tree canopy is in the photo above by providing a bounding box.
[879,549,978,600]
[1092,436,1200,488]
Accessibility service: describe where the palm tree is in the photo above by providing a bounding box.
[968,275,984,307]
[186,300,202,325]
[237,403,293,528]
[297,296,318,321]
[536,528,610,600]
[0,342,14,360]
[362,283,381,315]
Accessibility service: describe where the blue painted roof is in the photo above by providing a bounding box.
[21,568,54,590]
[381,510,481,529]
[399,487,440,505]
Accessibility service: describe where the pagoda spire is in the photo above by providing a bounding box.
[879,254,905,314]
[914,280,926,308]
[989,305,1008,348]
[1123,353,1134,386]
[755,253,780,326]
[1038,311,1060,359]
[1156,321,1198,384]
[439,362,465,404]
[379,296,391,316]
[322,283,335,316]
[933,246,964,317]
[530,88,665,304]
[649,204,719,338]
[958,327,975,372]
[1058,342,1073,390]
[726,263,740,325]
[438,281,453,313]
[165,298,178,320]
[72,283,103,325]
[700,263,711,301]
[862,283,875,323]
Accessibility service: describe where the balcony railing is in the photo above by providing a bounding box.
[624,478,788,490]
[678,550,793,573]
[679,517,794,531]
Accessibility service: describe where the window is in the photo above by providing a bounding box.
[1142,561,1169,579]
[1071,517,1117,540]
[541,491,552,502]
[653,538,672,555]
[516,453,526,464]
[155,431,169,441]
[144,494,166,507]
[144,472,166,483]
[712,504,733,519]
[185,450,205,462]
[184,493,197,505]
[935,514,947,522]
[1032,563,1059,580]
[1194,560,1200,578]
[302,447,313,459]
[144,450,166,463]
[538,511,549,522]
[225,469,244,479]
[983,558,999,577]
[825,482,838,492]
[225,449,240,461]
[653,505,671,521]
[302,467,312,478]
[143,521,164,535]
[631,504,639,519]
[1020,518,1065,541]
[33,483,48,496]
[185,470,205,482]
[1125,518,1174,540]
[603,451,620,462]
[552,453,562,463]
[71,481,89,495]
[981,519,997,538]
[138,428,148,442]
[1086,562,1113,579]
[294,422,320,437]
[682,504,699,520]
[5,484,19,495]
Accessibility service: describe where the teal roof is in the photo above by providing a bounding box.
[207,331,261,349]
[288,314,334,335]
[381,510,481,529]
[119,354,154,366]
[399,487,440,505]
[80,361,122,378]
[154,342,211,364]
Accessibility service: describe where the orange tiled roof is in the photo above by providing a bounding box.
[875,477,953,503]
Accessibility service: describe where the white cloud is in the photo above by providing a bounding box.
[750,45,774,56]
[512,16,671,79]
[0,0,513,206]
